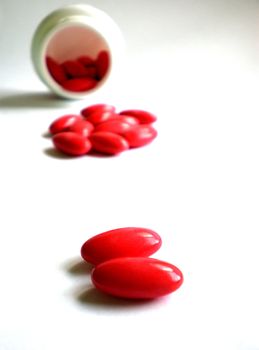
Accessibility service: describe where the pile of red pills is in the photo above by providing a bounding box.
[46,50,109,92]
[48,103,157,156]
[80,227,183,299]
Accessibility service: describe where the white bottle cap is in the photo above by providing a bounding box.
[31,4,125,99]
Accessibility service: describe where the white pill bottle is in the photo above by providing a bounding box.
[31,4,124,99]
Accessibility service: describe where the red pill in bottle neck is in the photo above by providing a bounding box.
[31,4,124,99]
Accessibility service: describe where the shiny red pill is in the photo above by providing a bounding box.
[49,114,83,135]
[81,227,162,265]
[61,78,97,92]
[119,109,157,124]
[89,132,129,155]
[46,56,67,84]
[65,120,94,137]
[88,113,139,126]
[83,110,118,125]
[81,104,116,119]
[122,125,157,148]
[52,132,92,156]
[119,115,139,126]
[94,119,133,134]
[91,257,183,299]
[96,50,110,79]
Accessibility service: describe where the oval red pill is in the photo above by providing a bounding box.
[122,125,157,148]
[119,109,157,124]
[81,104,116,119]
[61,60,89,78]
[89,114,139,126]
[49,114,83,135]
[61,78,97,92]
[46,56,67,84]
[81,227,162,265]
[65,120,94,137]
[52,132,92,156]
[83,110,119,125]
[89,132,129,155]
[77,55,95,67]
[96,50,110,79]
[94,120,133,134]
[119,115,139,126]
[91,257,183,299]
[83,66,97,78]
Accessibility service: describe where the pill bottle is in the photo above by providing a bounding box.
[31,4,124,99]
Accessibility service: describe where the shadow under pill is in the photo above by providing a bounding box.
[43,148,75,159]
[76,287,157,310]
[86,151,116,158]
[42,131,52,139]
[64,257,93,275]
[0,91,71,109]
[44,147,118,159]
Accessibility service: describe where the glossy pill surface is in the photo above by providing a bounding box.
[83,110,117,125]
[49,115,83,135]
[123,125,157,148]
[94,119,133,134]
[66,120,94,137]
[81,227,162,265]
[53,132,92,156]
[89,132,129,155]
[119,115,139,126]
[81,104,116,118]
[119,109,157,124]
[91,257,183,299]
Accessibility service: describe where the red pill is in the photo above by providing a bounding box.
[91,257,183,299]
[46,56,67,84]
[81,104,116,119]
[119,109,157,124]
[61,60,89,78]
[61,78,97,92]
[90,113,139,126]
[83,66,97,78]
[77,55,95,67]
[81,227,162,265]
[53,132,92,156]
[119,115,139,126]
[65,120,94,137]
[83,110,118,125]
[49,114,83,135]
[122,125,157,148]
[94,120,133,134]
[96,50,110,79]
[89,132,129,155]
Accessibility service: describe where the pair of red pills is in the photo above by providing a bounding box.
[46,50,109,92]
[81,227,183,299]
[49,103,157,156]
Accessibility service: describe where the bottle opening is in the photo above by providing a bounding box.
[45,25,110,93]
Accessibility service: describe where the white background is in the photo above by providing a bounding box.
[0,1,259,349]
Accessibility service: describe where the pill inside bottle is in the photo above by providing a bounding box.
[31,5,124,99]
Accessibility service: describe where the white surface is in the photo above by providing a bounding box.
[0,1,259,349]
